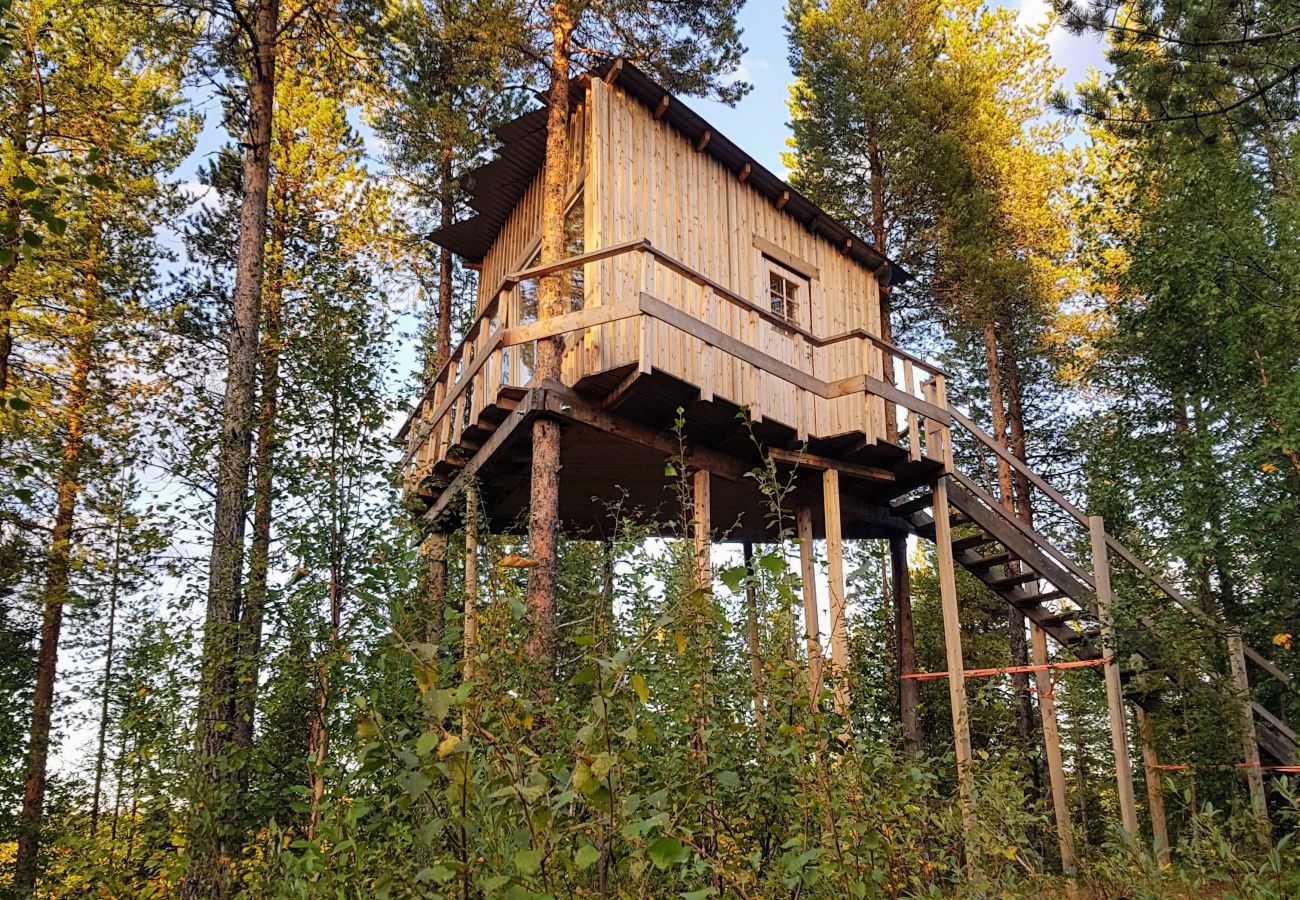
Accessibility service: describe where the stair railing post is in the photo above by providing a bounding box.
[1135,706,1170,864]
[1088,514,1138,836]
[1227,632,1270,838]
[1030,621,1077,872]
[923,380,973,840]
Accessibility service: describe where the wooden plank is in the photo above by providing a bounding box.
[505,237,649,283]
[796,504,823,707]
[502,300,641,347]
[1090,515,1139,836]
[753,233,820,280]
[767,446,894,483]
[823,470,850,719]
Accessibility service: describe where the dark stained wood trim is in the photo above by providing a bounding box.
[767,446,894,483]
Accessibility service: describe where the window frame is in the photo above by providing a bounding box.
[766,259,808,328]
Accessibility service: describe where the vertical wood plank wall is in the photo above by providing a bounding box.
[584,79,885,443]
[466,79,888,447]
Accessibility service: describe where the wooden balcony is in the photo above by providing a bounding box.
[397,240,951,538]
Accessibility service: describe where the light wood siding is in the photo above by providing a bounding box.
[474,99,590,316]
[584,79,885,441]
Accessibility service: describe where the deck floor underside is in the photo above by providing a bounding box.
[425,365,943,541]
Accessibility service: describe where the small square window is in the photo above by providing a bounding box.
[768,266,803,326]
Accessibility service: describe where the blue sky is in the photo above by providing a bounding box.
[691,0,1107,174]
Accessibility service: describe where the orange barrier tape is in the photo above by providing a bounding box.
[901,657,1112,682]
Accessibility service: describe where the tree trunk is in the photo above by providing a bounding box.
[0,75,31,393]
[91,481,128,837]
[982,323,1037,781]
[867,131,898,443]
[14,263,96,895]
[524,14,573,677]
[234,204,287,760]
[184,0,279,893]
[422,157,456,662]
[890,534,923,754]
[742,542,764,723]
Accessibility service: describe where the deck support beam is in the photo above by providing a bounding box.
[1228,633,1270,837]
[1136,706,1170,864]
[796,504,823,707]
[823,470,850,720]
[1089,515,1139,835]
[1031,621,1076,872]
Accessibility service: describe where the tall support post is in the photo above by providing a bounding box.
[692,470,711,592]
[1030,621,1076,871]
[742,542,765,723]
[796,504,823,706]
[923,378,972,832]
[1135,706,1170,863]
[463,483,479,739]
[890,534,923,755]
[1227,633,1270,835]
[822,470,850,718]
[1088,515,1138,835]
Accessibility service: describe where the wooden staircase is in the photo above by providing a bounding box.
[887,461,1298,771]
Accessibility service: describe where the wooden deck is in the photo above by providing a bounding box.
[398,240,949,539]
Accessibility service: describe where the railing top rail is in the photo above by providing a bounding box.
[399,238,931,439]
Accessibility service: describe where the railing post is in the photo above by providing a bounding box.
[1089,514,1139,836]
[924,380,973,841]
[1031,621,1077,872]
[1228,632,1270,837]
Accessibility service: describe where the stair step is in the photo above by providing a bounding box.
[967,552,1015,571]
[986,571,1040,590]
[1013,589,1065,607]
[952,533,999,553]
[1039,610,1084,628]
[892,494,933,516]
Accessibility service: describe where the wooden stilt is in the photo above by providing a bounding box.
[796,504,823,706]
[692,470,711,591]
[1031,621,1076,872]
[823,469,850,718]
[891,534,922,755]
[1135,706,1170,864]
[1227,633,1270,837]
[463,482,479,738]
[1088,515,1138,835]
[743,542,764,723]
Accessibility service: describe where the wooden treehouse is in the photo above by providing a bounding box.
[399,61,1295,856]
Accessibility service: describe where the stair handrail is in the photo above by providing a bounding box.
[947,404,1293,694]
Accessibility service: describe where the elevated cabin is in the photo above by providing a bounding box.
[396,60,1296,845]
[399,61,947,540]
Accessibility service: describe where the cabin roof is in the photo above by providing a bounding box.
[430,60,909,285]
